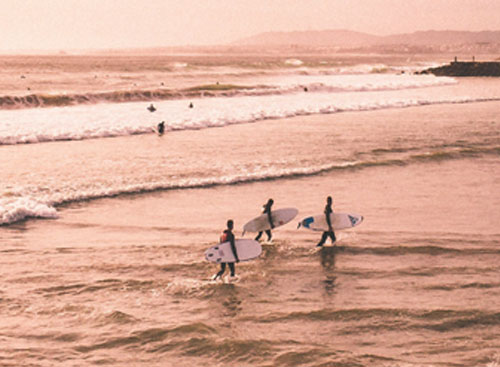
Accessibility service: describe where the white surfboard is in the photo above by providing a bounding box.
[243,208,298,234]
[205,239,262,263]
[299,212,363,232]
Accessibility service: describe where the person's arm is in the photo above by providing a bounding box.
[229,232,239,262]
[325,206,333,232]
[267,207,274,229]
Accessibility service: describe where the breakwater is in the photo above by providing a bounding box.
[419,60,500,77]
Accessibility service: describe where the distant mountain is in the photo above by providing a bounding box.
[235,30,500,48]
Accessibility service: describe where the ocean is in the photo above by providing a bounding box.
[0,52,499,366]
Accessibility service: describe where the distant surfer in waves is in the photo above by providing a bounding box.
[213,219,239,280]
[317,196,336,247]
[255,199,274,242]
[157,121,165,136]
[147,103,156,112]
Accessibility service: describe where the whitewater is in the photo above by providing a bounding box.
[2,69,500,225]
[0,73,459,145]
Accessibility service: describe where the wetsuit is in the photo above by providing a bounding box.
[255,201,274,241]
[215,228,239,278]
[317,202,336,247]
[157,122,165,135]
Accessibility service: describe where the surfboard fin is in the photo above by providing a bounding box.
[242,230,246,237]
[297,222,302,229]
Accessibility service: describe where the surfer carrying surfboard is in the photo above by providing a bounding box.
[317,196,337,247]
[255,199,274,242]
[212,219,240,280]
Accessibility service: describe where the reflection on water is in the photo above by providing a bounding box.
[209,283,242,320]
[320,246,337,269]
[221,285,242,318]
[319,246,337,296]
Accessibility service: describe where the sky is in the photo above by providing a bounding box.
[0,0,499,51]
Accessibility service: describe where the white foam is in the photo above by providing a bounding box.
[172,62,188,68]
[0,73,465,146]
[0,196,58,225]
[0,158,383,225]
[1,92,495,147]
[0,160,336,225]
[284,59,304,66]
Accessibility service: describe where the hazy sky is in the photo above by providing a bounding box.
[1,0,499,51]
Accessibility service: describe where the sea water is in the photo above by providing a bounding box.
[0,53,499,366]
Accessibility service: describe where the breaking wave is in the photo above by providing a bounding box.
[1,93,496,146]
[1,143,497,226]
[0,196,58,224]
[0,74,455,110]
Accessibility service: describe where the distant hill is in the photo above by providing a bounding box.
[235,29,500,48]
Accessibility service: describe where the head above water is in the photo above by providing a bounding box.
[227,219,234,230]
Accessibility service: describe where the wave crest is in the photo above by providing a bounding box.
[0,74,456,111]
[2,143,497,226]
[0,197,58,225]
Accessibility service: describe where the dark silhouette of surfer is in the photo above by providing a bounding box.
[157,121,165,135]
[189,102,194,108]
[213,219,239,280]
[255,199,274,242]
[147,104,156,112]
[317,196,336,247]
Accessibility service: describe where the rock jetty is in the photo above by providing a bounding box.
[419,59,500,77]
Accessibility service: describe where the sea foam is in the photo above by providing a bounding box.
[0,73,455,111]
[2,143,493,225]
[1,92,495,147]
[0,74,471,147]
[0,197,58,225]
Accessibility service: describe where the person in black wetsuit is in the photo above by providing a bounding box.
[157,121,165,135]
[213,219,239,280]
[147,103,156,112]
[255,199,274,241]
[317,196,336,247]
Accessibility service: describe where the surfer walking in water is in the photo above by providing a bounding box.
[255,199,274,242]
[317,196,336,247]
[213,220,239,280]
[157,121,165,135]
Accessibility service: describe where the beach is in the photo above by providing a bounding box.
[1,53,500,366]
